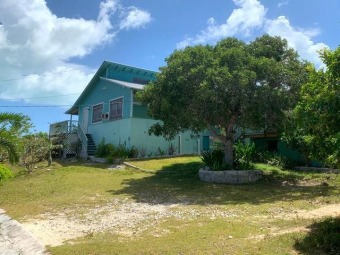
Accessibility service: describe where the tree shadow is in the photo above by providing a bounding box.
[294,217,340,255]
[49,159,111,169]
[108,162,337,206]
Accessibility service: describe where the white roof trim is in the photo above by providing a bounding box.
[100,77,145,90]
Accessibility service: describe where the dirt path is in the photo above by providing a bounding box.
[21,200,340,247]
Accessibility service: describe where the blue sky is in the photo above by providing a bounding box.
[0,0,339,133]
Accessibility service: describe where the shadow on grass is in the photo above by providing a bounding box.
[108,162,336,206]
[294,217,340,255]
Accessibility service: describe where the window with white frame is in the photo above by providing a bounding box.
[109,97,123,120]
[92,103,103,123]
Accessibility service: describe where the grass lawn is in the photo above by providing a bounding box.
[0,157,339,254]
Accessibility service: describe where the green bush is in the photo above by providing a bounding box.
[254,150,302,170]
[0,164,13,182]
[108,145,139,163]
[137,146,147,158]
[95,139,139,163]
[128,146,139,158]
[233,141,255,170]
[201,149,228,171]
[295,217,340,255]
[156,147,166,156]
[95,139,115,158]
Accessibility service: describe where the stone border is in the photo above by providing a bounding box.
[198,168,263,184]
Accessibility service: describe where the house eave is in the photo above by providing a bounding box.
[99,77,145,90]
[65,60,157,115]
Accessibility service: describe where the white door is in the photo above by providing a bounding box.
[82,107,89,134]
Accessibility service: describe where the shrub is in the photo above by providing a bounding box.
[138,146,147,158]
[201,148,228,171]
[95,139,115,158]
[168,143,176,155]
[157,147,166,156]
[233,141,255,170]
[0,164,13,182]
[20,133,50,172]
[128,146,139,158]
[254,150,302,170]
[95,139,140,163]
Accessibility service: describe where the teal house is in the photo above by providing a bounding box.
[50,61,209,158]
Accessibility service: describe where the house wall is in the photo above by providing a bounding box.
[78,78,133,134]
[130,118,202,155]
[88,118,132,147]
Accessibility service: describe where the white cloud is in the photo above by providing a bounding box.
[277,1,289,8]
[119,7,152,30]
[177,0,267,48]
[176,0,327,68]
[265,16,328,67]
[0,0,151,106]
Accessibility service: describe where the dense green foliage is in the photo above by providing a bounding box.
[0,112,32,163]
[95,139,138,162]
[201,141,256,170]
[0,164,13,182]
[283,47,340,168]
[200,148,226,170]
[233,141,255,170]
[138,35,307,166]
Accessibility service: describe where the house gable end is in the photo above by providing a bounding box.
[65,61,157,115]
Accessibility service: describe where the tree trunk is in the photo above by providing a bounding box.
[224,136,233,167]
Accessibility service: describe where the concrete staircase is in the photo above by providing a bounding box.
[85,134,97,156]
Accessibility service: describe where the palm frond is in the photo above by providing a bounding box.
[0,137,19,163]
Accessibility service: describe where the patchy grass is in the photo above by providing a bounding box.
[0,157,339,254]
[0,161,146,218]
[127,156,203,171]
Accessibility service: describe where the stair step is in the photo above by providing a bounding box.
[85,133,97,156]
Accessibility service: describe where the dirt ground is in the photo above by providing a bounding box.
[21,198,340,247]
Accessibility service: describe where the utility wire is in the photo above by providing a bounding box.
[0,93,81,101]
[0,105,73,108]
[0,100,147,109]
[0,69,79,84]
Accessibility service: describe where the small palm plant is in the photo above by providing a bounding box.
[0,112,32,163]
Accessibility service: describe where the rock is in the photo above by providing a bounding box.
[92,157,107,163]
[199,169,262,184]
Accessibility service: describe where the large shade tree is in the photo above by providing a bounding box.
[138,35,308,166]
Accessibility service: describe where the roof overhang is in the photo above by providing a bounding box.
[65,61,156,115]
[100,77,145,90]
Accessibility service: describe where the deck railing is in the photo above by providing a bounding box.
[49,120,78,136]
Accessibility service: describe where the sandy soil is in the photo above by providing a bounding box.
[21,198,340,247]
